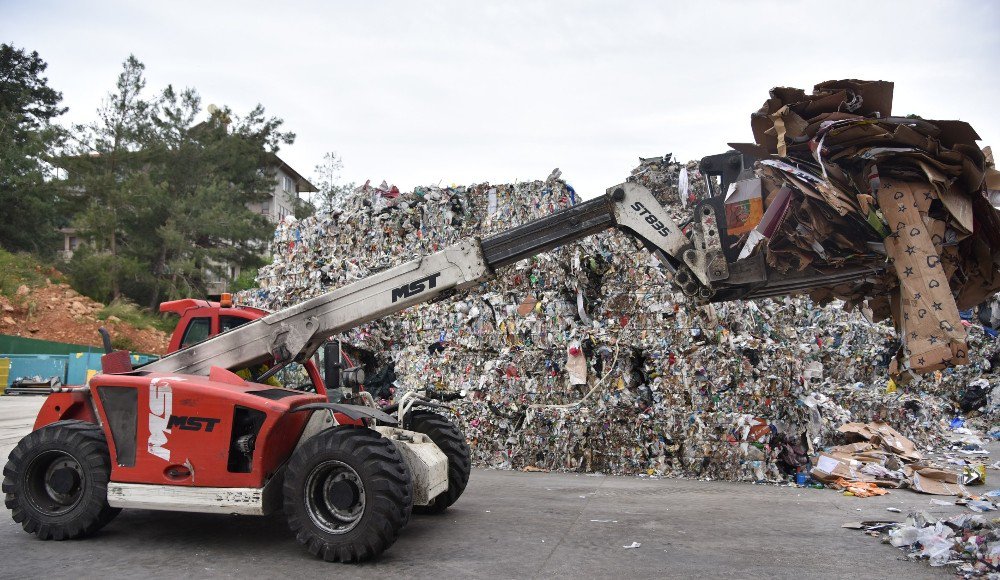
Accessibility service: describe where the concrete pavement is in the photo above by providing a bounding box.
[0,395,963,578]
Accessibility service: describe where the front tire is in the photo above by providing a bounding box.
[2,420,120,540]
[404,409,471,514]
[284,426,412,562]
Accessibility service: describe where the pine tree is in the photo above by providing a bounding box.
[141,87,294,307]
[0,44,66,253]
[62,55,154,301]
[64,55,295,307]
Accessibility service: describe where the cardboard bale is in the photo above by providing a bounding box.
[737,79,998,378]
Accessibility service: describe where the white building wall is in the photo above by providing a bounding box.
[247,168,298,223]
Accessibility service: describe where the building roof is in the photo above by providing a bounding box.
[269,154,318,193]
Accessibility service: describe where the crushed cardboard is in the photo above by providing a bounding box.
[838,421,922,461]
[812,421,978,496]
[906,464,969,496]
[736,79,999,377]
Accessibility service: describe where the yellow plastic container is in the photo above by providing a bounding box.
[0,358,10,396]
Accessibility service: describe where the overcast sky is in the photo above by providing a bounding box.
[4,0,998,198]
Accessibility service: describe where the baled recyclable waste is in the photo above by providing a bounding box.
[238,157,997,482]
[239,80,999,483]
[731,79,1000,377]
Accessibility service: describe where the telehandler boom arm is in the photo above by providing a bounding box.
[142,183,692,376]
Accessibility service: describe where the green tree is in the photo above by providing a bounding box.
[141,88,294,307]
[0,44,66,253]
[62,55,154,301]
[64,55,295,307]
[291,193,316,220]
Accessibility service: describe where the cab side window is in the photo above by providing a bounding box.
[181,317,212,348]
[220,316,251,333]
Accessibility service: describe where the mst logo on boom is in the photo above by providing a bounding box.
[391,272,441,303]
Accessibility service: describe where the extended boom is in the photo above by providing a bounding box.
[141,183,692,376]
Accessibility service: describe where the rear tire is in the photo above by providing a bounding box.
[404,409,471,514]
[2,420,120,540]
[284,426,412,562]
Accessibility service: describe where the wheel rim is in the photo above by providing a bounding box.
[24,450,85,516]
[304,460,365,535]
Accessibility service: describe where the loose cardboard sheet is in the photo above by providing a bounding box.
[905,465,969,496]
[875,179,968,374]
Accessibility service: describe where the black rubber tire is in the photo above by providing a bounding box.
[2,420,120,540]
[284,426,412,562]
[404,409,471,514]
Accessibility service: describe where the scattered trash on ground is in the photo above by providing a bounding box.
[851,511,1000,576]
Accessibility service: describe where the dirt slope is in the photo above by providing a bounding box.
[0,283,168,354]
